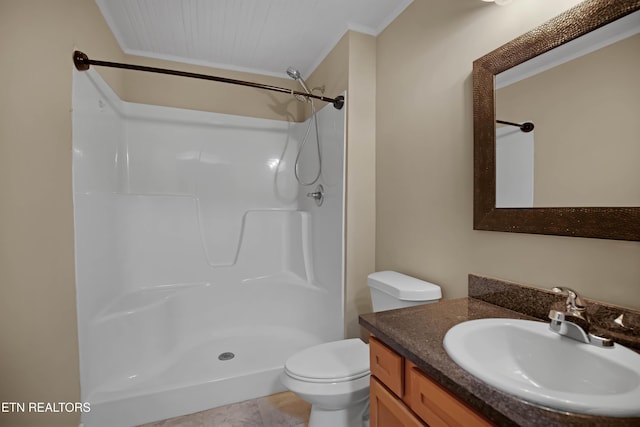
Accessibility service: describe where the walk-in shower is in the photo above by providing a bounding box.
[72,67,346,426]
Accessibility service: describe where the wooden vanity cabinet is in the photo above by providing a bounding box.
[369,336,494,427]
[371,377,425,427]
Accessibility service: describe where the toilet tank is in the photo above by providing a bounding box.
[368,271,442,312]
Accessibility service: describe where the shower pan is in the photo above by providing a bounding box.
[72,69,345,427]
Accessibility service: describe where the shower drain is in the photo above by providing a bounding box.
[218,352,235,361]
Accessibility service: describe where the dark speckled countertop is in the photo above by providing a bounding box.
[359,275,640,427]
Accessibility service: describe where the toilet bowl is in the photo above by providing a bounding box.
[280,338,370,427]
[281,271,442,427]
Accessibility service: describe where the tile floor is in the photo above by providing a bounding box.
[139,392,310,427]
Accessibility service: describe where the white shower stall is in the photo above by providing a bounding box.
[72,70,345,427]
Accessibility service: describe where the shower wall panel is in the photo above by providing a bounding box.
[72,69,345,426]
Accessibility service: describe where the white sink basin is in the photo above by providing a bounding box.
[443,318,640,417]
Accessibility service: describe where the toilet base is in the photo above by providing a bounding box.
[308,398,369,427]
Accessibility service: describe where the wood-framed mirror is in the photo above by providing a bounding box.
[473,0,640,241]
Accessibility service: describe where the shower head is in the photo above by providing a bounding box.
[286,66,311,94]
[286,67,302,80]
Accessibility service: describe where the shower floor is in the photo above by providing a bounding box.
[83,327,322,427]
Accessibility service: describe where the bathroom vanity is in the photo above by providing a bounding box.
[369,335,492,426]
[359,275,640,427]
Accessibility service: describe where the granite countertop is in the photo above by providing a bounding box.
[359,297,640,427]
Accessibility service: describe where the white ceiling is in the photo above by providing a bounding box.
[96,0,413,79]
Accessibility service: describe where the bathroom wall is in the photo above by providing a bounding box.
[306,31,377,338]
[376,0,640,310]
[121,55,305,122]
[0,2,123,426]
[343,33,377,337]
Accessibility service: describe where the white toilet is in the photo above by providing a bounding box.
[281,271,442,427]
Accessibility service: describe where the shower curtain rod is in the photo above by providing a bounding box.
[496,119,534,133]
[73,51,345,110]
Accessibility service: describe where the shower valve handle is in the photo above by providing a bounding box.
[306,184,324,206]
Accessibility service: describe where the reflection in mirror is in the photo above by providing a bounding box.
[495,124,534,207]
[495,10,640,208]
[473,0,640,240]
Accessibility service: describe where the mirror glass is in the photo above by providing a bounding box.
[494,10,640,208]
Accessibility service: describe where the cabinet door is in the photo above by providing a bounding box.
[407,366,494,427]
[370,377,426,427]
[370,337,404,397]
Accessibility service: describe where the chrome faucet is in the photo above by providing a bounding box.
[548,287,613,347]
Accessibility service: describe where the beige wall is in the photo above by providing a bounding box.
[345,33,377,337]
[307,31,377,338]
[376,0,640,310]
[0,1,123,426]
[496,33,640,206]
[122,55,304,121]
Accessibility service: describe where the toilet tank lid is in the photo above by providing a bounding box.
[368,271,442,301]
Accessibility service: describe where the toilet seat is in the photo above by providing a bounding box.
[284,338,370,384]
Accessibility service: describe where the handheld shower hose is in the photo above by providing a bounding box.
[287,67,321,186]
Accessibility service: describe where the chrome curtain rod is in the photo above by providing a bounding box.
[496,119,534,133]
[73,51,345,110]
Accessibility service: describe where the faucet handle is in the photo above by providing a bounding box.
[552,287,586,312]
